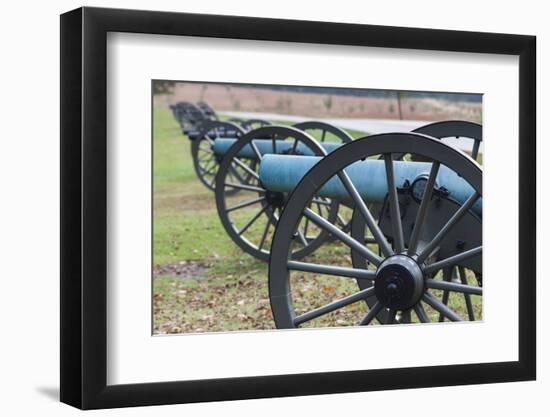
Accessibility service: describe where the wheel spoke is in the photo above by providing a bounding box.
[287,260,376,280]
[359,301,383,325]
[426,278,482,296]
[291,138,299,154]
[314,201,324,218]
[423,246,482,275]
[226,196,266,213]
[201,165,217,176]
[295,229,308,247]
[231,157,260,180]
[294,286,376,326]
[224,182,265,193]
[237,205,269,236]
[302,210,310,240]
[258,216,272,251]
[228,164,247,184]
[422,292,463,322]
[337,169,393,257]
[337,216,349,233]
[250,140,263,161]
[407,162,440,256]
[303,208,383,266]
[202,159,217,172]
[414,303,430,323]
[200,151,215,162]
[417,191,480,263]
[438,267,453,322]
[384,153,405,253]
[458,266,476,320]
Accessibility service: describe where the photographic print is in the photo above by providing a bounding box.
[152,81,483,334]
[61,8,536,408]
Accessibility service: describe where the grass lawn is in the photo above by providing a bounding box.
[153,105,481,334]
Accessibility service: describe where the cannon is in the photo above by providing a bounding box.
[214,123,354,260]
[169,101,213,135]
[214,120,481,261]
[197,101,218,120]
[192,119,353,194]
[190,119,277,191]
[266,132,482,327]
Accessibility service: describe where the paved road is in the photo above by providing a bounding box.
[222,111,481,153]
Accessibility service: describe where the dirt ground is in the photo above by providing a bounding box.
[168,82,482,122]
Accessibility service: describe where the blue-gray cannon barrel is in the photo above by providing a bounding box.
[212,138,341,158]
[259,154,482,216]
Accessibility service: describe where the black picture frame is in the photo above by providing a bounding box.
[60,6,536,410]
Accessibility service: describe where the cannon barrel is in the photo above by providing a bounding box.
[259,154,482,216]
[213,138,341,159]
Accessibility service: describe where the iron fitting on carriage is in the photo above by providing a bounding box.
[374,255,424,310]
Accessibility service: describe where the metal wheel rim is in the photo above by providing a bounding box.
[413,120,482,160]
[292,121,353,144]
[215,125,339,262]
[191,121,246,191]
[242,119,272,130]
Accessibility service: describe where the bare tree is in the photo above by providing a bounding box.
[396,91,409,120]
[323,95,333,112]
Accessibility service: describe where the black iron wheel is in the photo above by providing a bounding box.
[227,117,246,126]
[215,125,339,261]
[242,119,272,131]
[292,121,353,144]
[413,120,482,161]
[191,121,246,192]
[269,133,482,328]
[196,101,218,120]
[174,102,208,131]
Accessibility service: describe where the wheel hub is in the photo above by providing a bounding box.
[265,190,286,208]
[374,255,424,310]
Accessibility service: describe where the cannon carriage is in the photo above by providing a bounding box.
[190,119,353,194]
[212,121,481,257]
[207,120,482,326]
[169,101,213,135]
[214,123,354,260]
